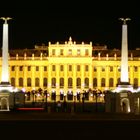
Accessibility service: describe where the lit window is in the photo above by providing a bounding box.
[19,66,23,71]
[102,67,105,71]
[85,65,88,71]
[43,78,48,87]
[52,49,55,55]
[44,66,47,71]
[60,65,64,71]
[11,66,15,71]
[134,66,138,72]
[77,49,80,56]
[69,65,72,71]
[68,49,72,55]
[35,78,40,87]
[77,65,80,71]
[93,67,97,72]
[85,49,89,56]
[36,66,39,71]
[110,66,113,72]
[52,65,55,71]
[60,49,64,55]
[28,66,31,71]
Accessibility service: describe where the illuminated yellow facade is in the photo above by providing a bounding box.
[0,37,140,98]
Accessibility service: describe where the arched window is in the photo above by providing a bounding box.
[101,78,105,87]
[117,78,120,85]
[19,77,23,87]
[76,78,81,88]
[11,78,15,86]
[60,78,64,88]
[27,78,31,87]
[68,78,73,88]
[134,78,138,88]
[35,78,39,87]
[93,78,97,88]
[109,78,114,87]
[52,78,56,88]
[43,78,47,87]
[85,78,89,88]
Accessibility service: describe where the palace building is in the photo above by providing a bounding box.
[0,37,140,101]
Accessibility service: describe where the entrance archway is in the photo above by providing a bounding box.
[121,98,130,113]
[0,97,9,111]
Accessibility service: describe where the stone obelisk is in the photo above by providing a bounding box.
[0,17,12,85]
[119,18,131,85]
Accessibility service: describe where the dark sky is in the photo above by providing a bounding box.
[0,1,139,50]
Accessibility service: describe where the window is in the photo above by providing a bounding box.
[60,78,64,88]
[85,65,88,71]
[68,49,72,55]
[85,78,89,88]
[69,65,72,71]
[44,66,47,71]
[60,49,64,55]
[93,67,97,72]
[77,49,80,56]
[134,78,138,88]
[76,78,81,88]
[60,65,64,71]
[109,78,114,87]
[68,78,73,88]
[101,78,105,87]
[52,49,55,55]
[35,78,39,87]
[19,77,23,87]
[27,78,31,87]
[52,65,55,71]
[118,67,121,72]
[11,66,15,71]
[11,78,15,86]
[85,49,89,56]
[77,65,80,71]
[117,78,120,85]
[110,66,113,72]
[93,78,97,87]
[43,78,47,87]
[134,66,138,72]
[28,66,31,71]
[51,78,56,88]
[102,67,105,72]
[36,66,39,71]
[19,66,23,71]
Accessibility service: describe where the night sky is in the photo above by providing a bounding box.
[0,1,139,50]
